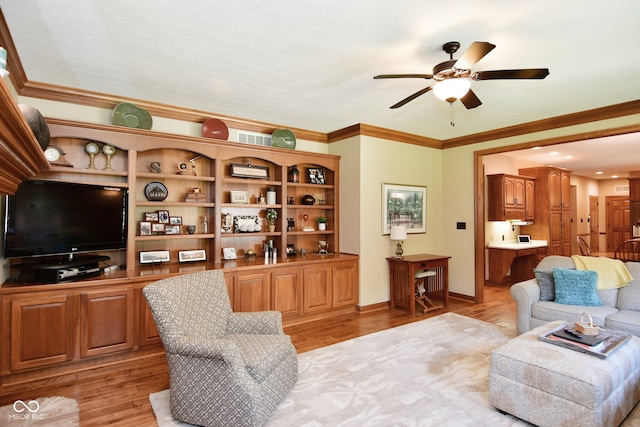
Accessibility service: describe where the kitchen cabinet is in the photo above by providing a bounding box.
[487,174,535,221]
[519,166,572,256]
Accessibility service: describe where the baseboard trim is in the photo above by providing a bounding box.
[357,301,389,313]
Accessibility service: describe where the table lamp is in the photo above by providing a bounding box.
[390,225,407,258]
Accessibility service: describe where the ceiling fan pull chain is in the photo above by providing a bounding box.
[450,103,455,126]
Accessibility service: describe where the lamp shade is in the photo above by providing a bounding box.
[433,78,471,103]
[389,225,407,241]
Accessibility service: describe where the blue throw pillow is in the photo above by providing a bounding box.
[553,267,602,306]
[534,269,555,301]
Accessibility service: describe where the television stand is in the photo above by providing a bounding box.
[25,255,110,284]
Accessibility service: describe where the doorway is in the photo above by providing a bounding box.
[589,196,599,252]
[605,195,630,251]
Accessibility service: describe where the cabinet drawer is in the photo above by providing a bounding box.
[515,248,536,257]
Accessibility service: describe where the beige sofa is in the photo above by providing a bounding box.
[510,255,640,337]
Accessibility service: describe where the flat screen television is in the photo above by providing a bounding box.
[4,180,128,259]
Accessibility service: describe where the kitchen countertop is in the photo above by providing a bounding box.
[487,240,548,250]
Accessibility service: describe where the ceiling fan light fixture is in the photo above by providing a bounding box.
[433,78,471,103]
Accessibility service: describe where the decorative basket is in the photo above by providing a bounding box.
[575,312,599,336]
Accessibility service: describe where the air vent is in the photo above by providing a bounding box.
[237,131,272,147]
[615,185,629,194]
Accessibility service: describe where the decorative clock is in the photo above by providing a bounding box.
[43,144,73,167]
[102,144,116,171]
[85,142,100,169]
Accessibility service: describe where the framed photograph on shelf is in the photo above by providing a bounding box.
[139,221,152,236]
[151,223,165,234]
[139,250,171,264]
[169,216,183,225]
[230,190,249,204]
[382,183,426,235]
[179,249,207,263]
[307,167,325,184]
[286,244,297,257]
[157,210,170,224]
[222,247,237,260]
[165,225,181,235]
[144,212,159,222]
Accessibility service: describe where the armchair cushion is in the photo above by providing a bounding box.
[227,334,296,383]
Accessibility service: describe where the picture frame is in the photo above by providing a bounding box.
[307,167,325,185]
[139,250,171,264]
[157,210,170,224]
[222,247,237,260]
[144,212,159,222]
[139,221,152,236]
[382,183,427,234]
[230,163,270,179]
[286,244,297,257]
[151,223,165,234]
[230,190,249,204]
[165,225,181,235]
[233,215,260,233]
[169,216,183,225]
[179,249,207,263]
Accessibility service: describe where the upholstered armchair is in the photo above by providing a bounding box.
[143,270,298,427]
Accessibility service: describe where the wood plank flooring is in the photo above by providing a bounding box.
[0,285,514,426]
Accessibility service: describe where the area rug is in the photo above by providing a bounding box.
[148,312,640,426]
[0,396,79,426]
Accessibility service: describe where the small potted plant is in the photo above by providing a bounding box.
[266,209,278,232]
[317,216,328,231]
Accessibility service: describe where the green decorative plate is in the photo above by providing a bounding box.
[272,129,296,149]
[112,102,153,130]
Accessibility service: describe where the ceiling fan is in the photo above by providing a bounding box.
[374,41,550,110]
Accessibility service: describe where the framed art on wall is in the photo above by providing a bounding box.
[382,183,426,235]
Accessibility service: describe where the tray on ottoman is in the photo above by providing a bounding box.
[490,321,640,427]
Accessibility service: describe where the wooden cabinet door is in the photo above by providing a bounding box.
[80,288,135,358]
[139,286,161,347]
[505,176,525,209]
[630,178,640,202]
[8,294,75,372]
[271,268,303,318]
[303,266,332,313]
[524,179,535,221]
[333,261,358,307]
[549,169,562,210]
[549,209,563,255]
[561,171,571,209]
[232,272,270,312]
[561,210,572,256]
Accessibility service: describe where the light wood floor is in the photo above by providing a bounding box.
[0,285,514,426]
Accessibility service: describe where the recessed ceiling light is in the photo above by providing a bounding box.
[531,147,541,150]
[612,175,619,178]
[549,151,559,156]
[564,155,573,159]
[595,171,603,175]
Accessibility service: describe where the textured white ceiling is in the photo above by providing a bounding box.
[2,1,640,176]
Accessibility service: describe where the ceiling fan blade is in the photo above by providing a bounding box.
[472,69,550,80]
[390,86,433,109]
[460,89,482,109]
[374,74,433,80]
[453,41,496,70]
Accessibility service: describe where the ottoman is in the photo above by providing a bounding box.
[490,321,640,427]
